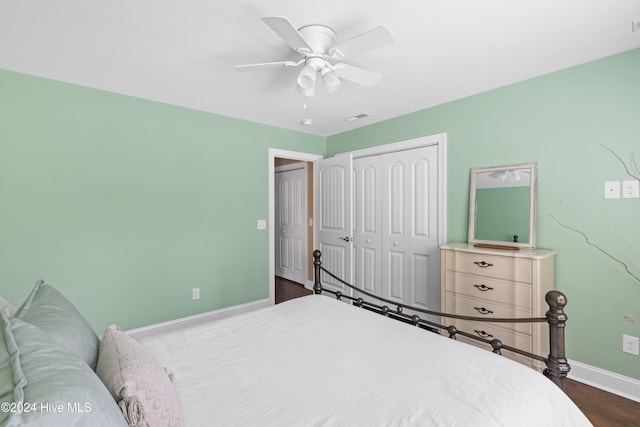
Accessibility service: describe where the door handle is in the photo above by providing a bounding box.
[339,236,352,242]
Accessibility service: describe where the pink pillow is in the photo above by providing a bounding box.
[96,325,184,427]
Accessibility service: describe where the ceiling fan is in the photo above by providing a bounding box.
[234,17,394,98]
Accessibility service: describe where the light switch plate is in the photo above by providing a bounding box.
[604,181,620,199]
[257,219,267,230]
[622,180,639,198]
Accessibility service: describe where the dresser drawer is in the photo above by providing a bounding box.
[453,333,536,369]
[443,250,532,283]
[444,292,532,335]
[448,319,543,370]
[448,318,532,352]
[443,271,532,308]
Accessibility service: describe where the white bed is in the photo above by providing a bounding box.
[139,294,591,427]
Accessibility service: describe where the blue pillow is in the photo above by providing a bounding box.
[15,280,99,369]
[0,296,15,316]
[0,308,127,426]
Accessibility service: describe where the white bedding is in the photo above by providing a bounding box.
[139,295,591,426]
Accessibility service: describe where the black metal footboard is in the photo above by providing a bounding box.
[312,250,570,390]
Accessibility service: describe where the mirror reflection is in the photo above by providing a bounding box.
[469,163,537,249]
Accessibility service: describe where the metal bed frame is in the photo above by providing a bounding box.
[312,250,570,390]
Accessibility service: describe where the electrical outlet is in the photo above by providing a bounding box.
[622,180,639,198]
[192,288,200,300]
[632,20,640,32]
[622,335,640,356]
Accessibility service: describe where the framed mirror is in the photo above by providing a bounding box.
[468,162,537,249]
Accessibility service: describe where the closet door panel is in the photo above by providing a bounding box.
[412,158,431,238]
[381,146,439,313]
[412,253,430,308]
[353,157,382,297]
[317,155,353,295]
[388,161,405,236]
[387,250,405,301]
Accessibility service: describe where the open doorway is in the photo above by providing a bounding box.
[268,149,322,305]
[274,159,311,284]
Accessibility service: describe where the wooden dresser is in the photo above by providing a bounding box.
[440,243,556,370]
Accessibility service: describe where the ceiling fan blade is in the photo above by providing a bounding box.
[331,25,394,59]
[262,16,312,53]
[234,61,298,72]
[333,63,382,87]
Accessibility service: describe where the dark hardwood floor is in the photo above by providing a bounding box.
[275,276,640,426]
[275,276,312,304]
[564,379,640,427]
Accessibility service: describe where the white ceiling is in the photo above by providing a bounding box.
[1,1,639,136]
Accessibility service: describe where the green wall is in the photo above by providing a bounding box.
[0,69,325,333]
[328,48,640,380]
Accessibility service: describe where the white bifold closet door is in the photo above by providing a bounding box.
[316,154,353,294]
[275,164,307,285]
[318,145,440,313]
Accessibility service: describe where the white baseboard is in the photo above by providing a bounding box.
[568,359,640,403]
[127,298,271,340]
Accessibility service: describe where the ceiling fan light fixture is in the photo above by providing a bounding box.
[297,64,316,89]
[489,171,508,181]
[508,170,521,181]
[489,169,524,182]
[320,67,342,94]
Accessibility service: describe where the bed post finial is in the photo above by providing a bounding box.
[313,250,322,294]
[545,290,570,390]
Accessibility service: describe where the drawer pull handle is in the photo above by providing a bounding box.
[473,261,494,268]
[474,329,494,339]
[473,306,494,315]
[473,284,494,291]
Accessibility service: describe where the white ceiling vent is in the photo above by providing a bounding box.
[344,113,371,122]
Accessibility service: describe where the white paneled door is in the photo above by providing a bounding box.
[316,154,353,294]
[275,164,306,284]
[319,145,440,312]
[380,147,439,314]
